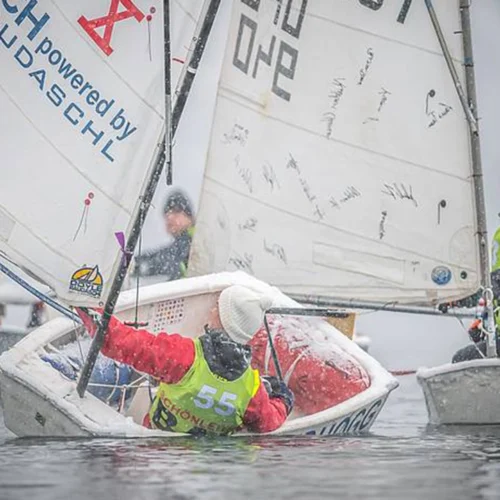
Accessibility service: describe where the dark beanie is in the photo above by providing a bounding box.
[163,190,194,217]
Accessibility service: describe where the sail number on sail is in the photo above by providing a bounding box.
[233,0,308,102]
[232,0,413,102]
[359,0,413,24]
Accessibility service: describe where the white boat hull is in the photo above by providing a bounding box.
[417,358,500,425]
[0,272,398,438]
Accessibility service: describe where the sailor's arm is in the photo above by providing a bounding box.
[242,377,293,433]
[77,309,194,383]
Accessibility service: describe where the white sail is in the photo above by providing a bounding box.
[189,0,480,305]
[0,0,203,306]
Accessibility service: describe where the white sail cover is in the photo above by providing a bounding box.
[0,0,203,306]
[189,0,481,304]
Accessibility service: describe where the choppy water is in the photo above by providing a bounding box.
[2,376,500,500]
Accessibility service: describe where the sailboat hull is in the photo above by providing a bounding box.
[417,359,500,425]
[0,272,397,438]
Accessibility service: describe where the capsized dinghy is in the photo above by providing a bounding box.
[0,0,399,438]
[0,272,397,438]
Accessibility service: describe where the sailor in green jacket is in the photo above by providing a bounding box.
[134,190,195,280]
[78,285,294,435]
[452,227,500,362]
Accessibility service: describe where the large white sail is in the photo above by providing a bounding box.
[189,0,480,305]
[0,0,203,306]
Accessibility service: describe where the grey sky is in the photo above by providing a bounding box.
[472,0,500,236]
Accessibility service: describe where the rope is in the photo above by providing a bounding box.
[84,374,148,391]
[133,230,143,327]
[0,259,81,323]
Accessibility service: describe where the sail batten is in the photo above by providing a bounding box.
[213,89,474,183]
[189,0,481,305]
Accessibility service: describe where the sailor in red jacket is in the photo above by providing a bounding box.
[77,285,294,436]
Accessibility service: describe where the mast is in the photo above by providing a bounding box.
[458,0,496,356]
[76,0,223,398]
[164,0,173,185]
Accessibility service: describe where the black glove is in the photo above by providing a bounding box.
[261,375,294,416]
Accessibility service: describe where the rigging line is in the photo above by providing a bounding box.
[85,376,150,392]
[148,19,153,62]
[171,0,222,136]
[263,313,284,383]
[133,229,143,327]
[454,314,468,335]
[73,207,87,241]
[0,251,46,282]
[425,0,478,134]
[64,308,87,364]
[130,0,171,323]
[389,370,416,376]
[75,327,86,365]
[0,260,81,323]
[164,0,173,185]
[70,305,86,364]
[172,0,198,24]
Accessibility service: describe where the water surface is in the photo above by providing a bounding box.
[2,376,500,500]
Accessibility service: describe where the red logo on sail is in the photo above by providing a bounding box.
[78,0,145,56]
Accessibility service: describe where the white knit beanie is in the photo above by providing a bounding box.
[218,285,273,344]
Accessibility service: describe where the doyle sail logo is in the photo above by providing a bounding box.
[78,0,145,56]
[69,266,104,298]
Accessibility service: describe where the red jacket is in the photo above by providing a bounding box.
[88,315,288,433]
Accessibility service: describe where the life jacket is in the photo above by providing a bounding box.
[491,227,500,273]
[149,338,260,435]
[490,229,500,326]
